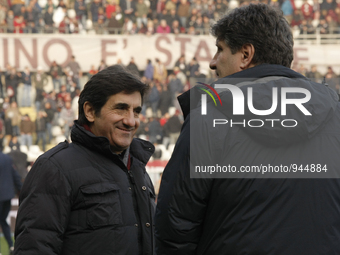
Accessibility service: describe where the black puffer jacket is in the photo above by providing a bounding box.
[15,122,155,255]
[155,64,340,255]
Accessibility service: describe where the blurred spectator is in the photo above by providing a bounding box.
[71,87,80,118]
[94,7,106,34]
[313,0,320,13]
[14,15,25,33]
[154,58,167,81]
[8,135,20,150]
[59,100,74,138]
[138,21,148,33]
[188,56,200,77]
[166,8,180,26]
[326,15,337,33]
[158,84,173,116]
[66,55,82,88]
[144,59,154,81]
[58,15,71,33]
[44,0,56,11]
[291,9,303,27]
[5,67,21,102]
[281,0,293,23]
[0,114,5,152]
[136,0,149,28]
[74,0,87,29]
[126,57,140,76]
[187,25,196,35]
[24,5,39,27]
[5,101,21,139]
[11,0,25,16]
[35,110,47,151]
[177,0,190,27]
[146,19,155,35]
[120,0,135,19]
[21,66,32,107]
[88,64,98,78]
[57,84,71,106]
[299,18,315,34]
[43,101,55,144]
[57,0,67,9]
[106,0,117,19]
[168,72,183,100]
[171,19,181,34]
[33,66,48,110]
[318,18,329,33]
[165,0,177,12]
[325,66,339,93]
[215,0,228,16]
[146,81,160,117]
[163,109,182,145]
[20,114,34,149]
[7,145,28,179]
[156,18,170,33]
[107,7,124,34]
[98,59,107,72]
[147,116,162,143]
[44,6,55,33]
[174,54,187,74]
[0,4,6,28]
[320,0,337,13]
[49,61,63,92]
[0,149,22,255]
[0,67,3,97]
[306,64,323,83]
[6,10,15,33]
[301,0,314,20]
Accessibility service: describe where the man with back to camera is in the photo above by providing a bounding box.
[0,150,22,255]
[14,65,156,255]
[155,4,340,255]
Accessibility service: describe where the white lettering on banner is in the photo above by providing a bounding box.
[0,35,216,72]
[0,35,339,73]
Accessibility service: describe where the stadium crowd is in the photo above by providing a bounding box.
[0,54,339,161]
[0,0,339,34]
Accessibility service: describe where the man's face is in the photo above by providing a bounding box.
[90,91,142,154]
[209,39,243,78]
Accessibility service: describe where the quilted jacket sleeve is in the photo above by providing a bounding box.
[14,157,72,255]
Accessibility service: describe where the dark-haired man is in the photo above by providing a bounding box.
[155,3,340,255]
[15,65,156,255]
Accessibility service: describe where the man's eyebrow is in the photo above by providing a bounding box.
[115,103,142,112]
[134,106,142,112]
[115,102,129,108]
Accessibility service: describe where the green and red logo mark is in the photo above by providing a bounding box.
[197,82,222,115]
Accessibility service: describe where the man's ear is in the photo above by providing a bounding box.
[83,101,95,123]
[240,44,255,70]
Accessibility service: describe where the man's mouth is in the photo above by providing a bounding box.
[118,127,134,132]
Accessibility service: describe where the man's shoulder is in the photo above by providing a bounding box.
[40,141,71,160]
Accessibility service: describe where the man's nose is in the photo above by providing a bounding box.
[123,111,136,127]
[209,57,217,70]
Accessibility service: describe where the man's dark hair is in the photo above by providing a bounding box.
[78,65,148,126]
[211,3,293,68]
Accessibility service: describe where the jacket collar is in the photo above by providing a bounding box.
[71,121,155,165]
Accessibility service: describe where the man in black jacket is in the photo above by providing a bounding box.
[15,65,156,255]
[155,4,340,255]
[0,151,22,255]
